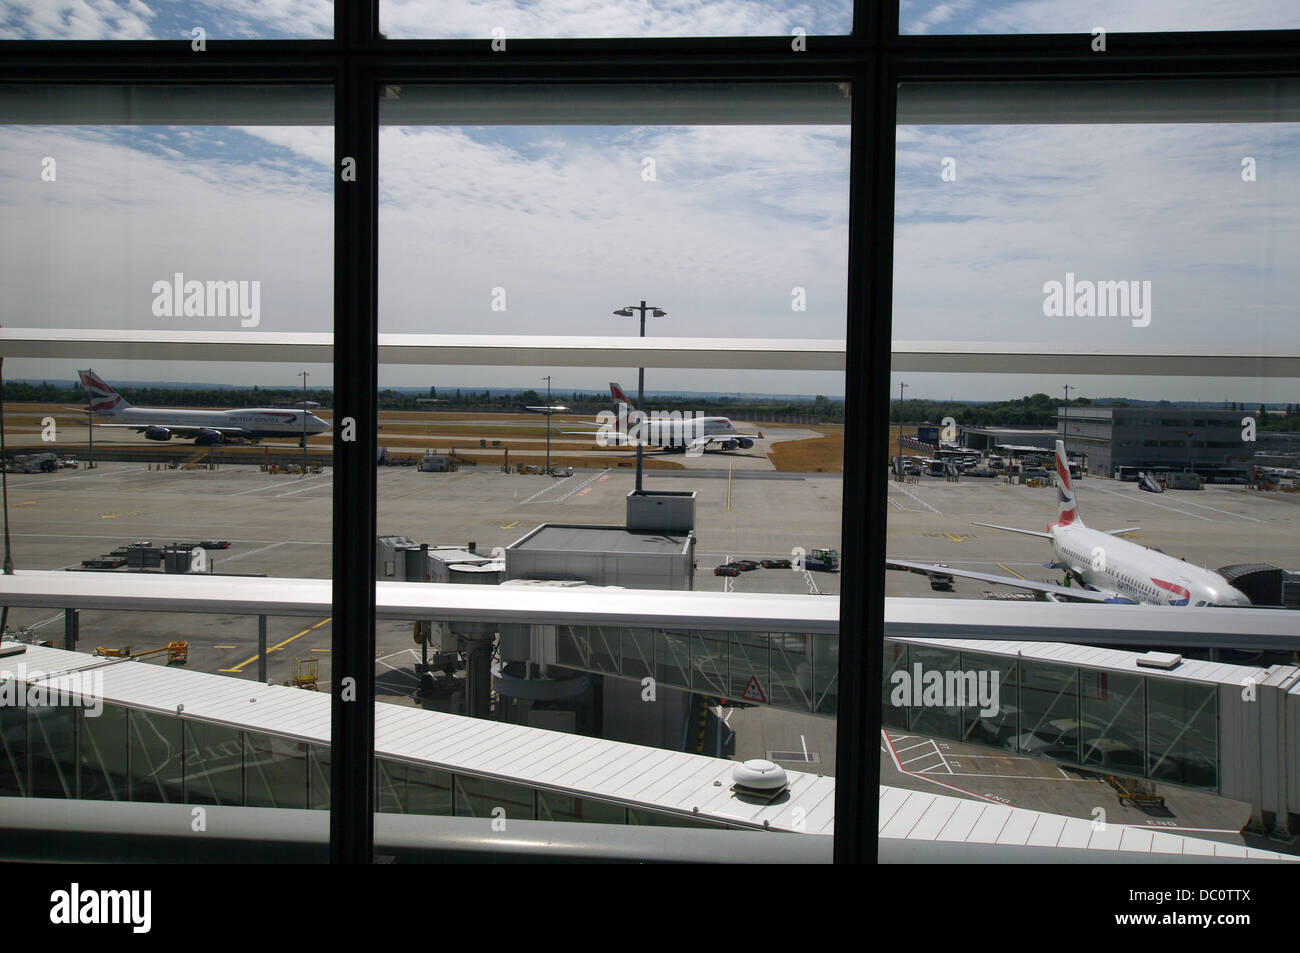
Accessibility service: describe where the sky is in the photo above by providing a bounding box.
[4,0,1297,40]
[1,1,1298,404]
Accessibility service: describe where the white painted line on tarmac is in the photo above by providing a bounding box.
[552,468,612,503]
[895,483,941,514]
[232,473,333,497]
[1085,483,1213,521]
[518,473,577,504]
[272,480,333,498]
[220,541,288,564]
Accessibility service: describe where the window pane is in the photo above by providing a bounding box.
[78,702,129,801]
[901,1,1300,34]
[129,708,183,802]
[380,3,850,39]
[2,4,333,39]
[244,731,308,809]
[185,720,243,806]
[373,82,848,835]
[885,79,1299,860]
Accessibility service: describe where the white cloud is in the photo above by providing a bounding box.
[902,0,1300,34]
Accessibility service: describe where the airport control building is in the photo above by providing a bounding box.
[1056,406,1252,476]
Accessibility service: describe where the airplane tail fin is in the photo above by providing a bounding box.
[78,369,131,414]
[1051,439,1082,529]
[609,382,635,410]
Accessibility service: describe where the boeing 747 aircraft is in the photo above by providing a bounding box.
[562,383,764,454]
[78,369,330,447]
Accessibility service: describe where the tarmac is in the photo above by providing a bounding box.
[2,454,1296,852]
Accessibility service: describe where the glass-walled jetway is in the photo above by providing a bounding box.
[0,697,727,829]
[552,624,838,716]
[535,622,1297,832]
[882,637,1300,835]
[0,641,832,833]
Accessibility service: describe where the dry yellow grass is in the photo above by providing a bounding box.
[768,427,844,473]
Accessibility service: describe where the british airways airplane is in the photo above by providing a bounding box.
[78,369,330,447]
[889,440,1254,607]
[561,383,765,454]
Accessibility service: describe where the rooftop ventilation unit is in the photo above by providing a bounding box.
[1136,651,1183,671]
[731,759,789,801]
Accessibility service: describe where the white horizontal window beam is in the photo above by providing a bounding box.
[0,329,845,372]
[891,340,1300,378]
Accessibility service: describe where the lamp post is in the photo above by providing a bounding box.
[613,301,666,492]
[299,370,309,476]
[1062,384,1072,461]
[543,375,552,475]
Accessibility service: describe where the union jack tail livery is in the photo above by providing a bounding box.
[78,369,131,414]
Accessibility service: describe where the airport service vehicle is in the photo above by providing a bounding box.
[714,565,740,577]
[561,383,764,454]
[731,560,760,571]
[888,440,1253,607]
[928,564,954,591]
[761,558,792,569]
[78,369,331,447]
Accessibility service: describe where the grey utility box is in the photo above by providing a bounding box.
[626,489,696,534]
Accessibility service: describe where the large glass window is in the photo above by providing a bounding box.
[379,3,851,39]
[900,1,1300,34]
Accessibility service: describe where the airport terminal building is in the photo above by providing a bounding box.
[1056,406,1252,477]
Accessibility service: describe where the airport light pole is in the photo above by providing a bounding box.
[1062,384,1072,460]
[897,382,908,441]
[299,370,309,476]
[613,301,666,493]
[543,375,552,475]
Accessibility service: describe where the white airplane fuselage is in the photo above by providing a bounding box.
[1048,522,1252,607]
[101,405,330,442]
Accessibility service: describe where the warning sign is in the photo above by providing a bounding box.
[742,675,766,704]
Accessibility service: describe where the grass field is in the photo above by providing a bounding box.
[768,426,844,473]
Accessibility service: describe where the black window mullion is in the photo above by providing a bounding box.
[330,1,379,866]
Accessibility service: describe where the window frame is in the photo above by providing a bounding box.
[1,0,1297,866]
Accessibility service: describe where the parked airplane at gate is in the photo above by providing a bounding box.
[561,383,764,454]
[888,440,1254,607]
[77,369,330,447]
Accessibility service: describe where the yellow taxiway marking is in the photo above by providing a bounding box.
[500,520,519,530]
[997,563,1028,580]
[311,648,331,653]
[19,501,36,506]
[944,533,967,542]
[100,509,143,520]
[218,617,331,673]
[397,486,438,501]
[214,644,238,649]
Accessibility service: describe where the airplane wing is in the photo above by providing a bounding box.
[886,558,1122,603]
[1103,526,1142,536]
[971,521,1052,539]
